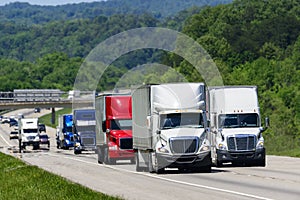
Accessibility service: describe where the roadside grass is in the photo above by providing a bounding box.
[39,108,72,128]
[0,152,122,200]
[265,134,300,157]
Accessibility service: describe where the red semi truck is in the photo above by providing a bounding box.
[95,94,135,164]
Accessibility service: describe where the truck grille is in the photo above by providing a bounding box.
[119,138,133,150]
[27,136,35,141]
[227,135,256,151]
[81,137,95,145]
[170,137,198,154]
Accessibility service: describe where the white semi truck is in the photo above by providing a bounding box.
[19,118,40,150]
[132,83,212,173]
[208,86,269,167]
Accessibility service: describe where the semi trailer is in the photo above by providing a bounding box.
[95,94,135,164]
[208,86,269,167]
[132,83,212,173]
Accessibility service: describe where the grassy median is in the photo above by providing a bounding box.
[0,153,122,200]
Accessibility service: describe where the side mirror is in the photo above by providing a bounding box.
[265,117,270,128]
[147,116,151,129]
[207,119,210,128]
[102,121,106,132]
[156,130,161,135]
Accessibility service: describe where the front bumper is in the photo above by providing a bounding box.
[157,151,211,169]
[217,148,265,164]
[75,144,96,151]
[109,149,135,159]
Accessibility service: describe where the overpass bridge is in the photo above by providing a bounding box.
[0,89,95,124]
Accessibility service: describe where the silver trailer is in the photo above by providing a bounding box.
[208,86,269,167]
[132,83,211,173]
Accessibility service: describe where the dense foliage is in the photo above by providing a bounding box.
[176,0,300,154]
[0,0,299,155]
[0,0,232,24]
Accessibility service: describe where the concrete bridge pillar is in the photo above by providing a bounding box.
[51,107,55,124]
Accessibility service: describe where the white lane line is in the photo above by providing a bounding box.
[0,131,10,146]
[59,155,273,200]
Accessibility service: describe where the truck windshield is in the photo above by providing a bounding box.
[64,127,73,133]
[160,113,204,129]
[218,114,259,128]
[111,119,132,130]
[23,129,38,133]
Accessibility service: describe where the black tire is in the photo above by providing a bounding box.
[202,166,212,173]
[74,149,81,154]
[130,157,136,164]
[104,147,116,165]
[148,152,154,173]
[216,159,223,167]
[135,151,143,172]
[257,157,266,167]
[97,146,104,164]
[150,153,164,174]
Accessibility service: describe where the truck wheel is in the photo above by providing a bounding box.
[201,166,212,173]
[97,147,104,164]
[74,149,81,154]
[135,152,143,172]
[150,153,164,174]
[257,157,266,167]
[60,142,64,149]
[130,157,136,164]
[216,159,223,167]
[104,148,116,165]
[148,152,155,173]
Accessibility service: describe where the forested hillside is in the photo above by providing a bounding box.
[170,0,300,155]
[0,0,299,155]
[0,0,232,24]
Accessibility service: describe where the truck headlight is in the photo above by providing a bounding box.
[200,144,210,151]
[158,146,169,153]
[75,142,80,147]
[256,141,264,149]
[109,145,118,150]
[200,139,210,151]
[218,143,227,150]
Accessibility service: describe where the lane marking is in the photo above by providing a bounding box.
[58,155,273,200]
[0,130,10,146]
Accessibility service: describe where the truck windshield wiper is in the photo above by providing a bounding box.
[223,125,239,128]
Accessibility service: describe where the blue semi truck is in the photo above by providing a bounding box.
[56,114,75,149]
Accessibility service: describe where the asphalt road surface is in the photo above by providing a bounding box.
[0,109,300,200]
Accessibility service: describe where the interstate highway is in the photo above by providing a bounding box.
[0,110,300,200]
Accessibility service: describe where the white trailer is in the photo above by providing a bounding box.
[132,83,212,173]
[208,86,269,167]
[19,118,40,150]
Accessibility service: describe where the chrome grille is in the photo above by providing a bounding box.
[227,135,256,151]
[119,138,133,150]
[170,137,198,154]
[81,137,95,145]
